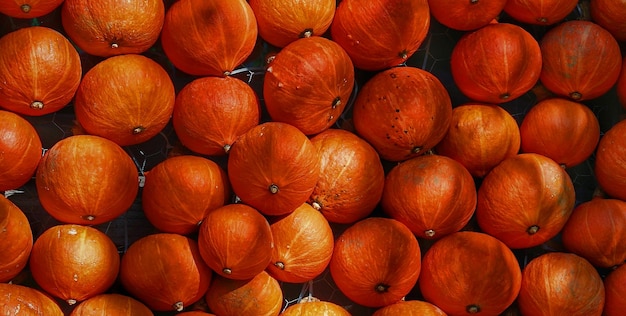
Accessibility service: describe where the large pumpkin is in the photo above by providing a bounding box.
[595,119,626,201]
[603,263,626,316]
[0,283,63,315]
[352,66,452,162]
[0,0,64,18]
[281,299,351,316]
[160,0,258,77]
[503,0,578,25]
[263,36,355,135]
[591,0,626,42]
[35,135,139,225]
[419,231,522,315]
[428,0,507,31]
[70,293,153,316]
[372,300,446,316]
[330,0,430,71]
[205,271,283,316]
[329,217,421,308]
[0,195,33,283]
[0,26,81,116]
[0,110,42,191]
[451,22,542,104]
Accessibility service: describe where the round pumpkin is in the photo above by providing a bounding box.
[591,0,626,42]
[617,56,626,110]
[382,154,477,239]
[503,0,578,25]
[308,129,385,224]
[205,271,283,316]
[61,0,164,57]
[539,20,622,101]
[74,54,176,146]
[248,0,335,48]
[352,66,452,162]
[29,224,120,305]
[281,299,351,316]
[419,231,522,315]
[69,293,153,316]
[595,119,626,201]
[142,155,230,235]
[372,300,446,316]
[0,110,42,191]
[227,122,320,216]
[0,0,64,18]
[177,312,217,316]
[329,217,421,308]
[428,0,507,31]
[35,135,139,225]
[160,0,258,77]
[517,252,604,316]
[197,203,273,280]
[173,76,260,156]
[0,283,63,315]
[0,26,81,116]
[0,195,33,283]
[435,103,520,178]
[451,22,542,104]
[330,0,430,71]
[263,36,355,135]
[603,263,626,316]
[519,97,600,168]
[119,233,212,312]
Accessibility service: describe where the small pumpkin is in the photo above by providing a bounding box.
[503,0,578,25]
[281,299,351,316]
[591,0,626,42]
[617,57,626,110]
[603,263,626,316]
[177,312,216,316]
[0,110,42,191]
[372,300,446,316]
[0,0,64,18]
[595,119,626,201]
[70,293,153,316]
[428,0,507,31]
[205,271,283,316]
[0,195,33,283]
[0,283,63,315]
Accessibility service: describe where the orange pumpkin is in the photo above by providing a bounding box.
[70,293,153,316]
[330,0,430,71]
[0,26,81,116]
[0,0,64,18]
[61,0,164,57]
[35,135,139,225]
[0,283,63,315]
[281,299,351,316]
[29,224,120,305]
[119,233,212,312]
[177,312,217,316]
[428,0,507,31]
[205,271,283,316]
[160,0,258,77]
[419,231,522,315]
[0,110,42,191]
[227,122,320,216]
[618,57,626,110]
[308,129,385,224]
[372,300,446,316]
[0,195,33,283]
[352,66,452,162]
[595,119,626,201]
[517,252,605,316]
[74,54,176,146]
[173,76,260,156]
[503,0,578,25]
[329,217,421,308]
[451,23,542,104]
[603,263,626,316]
[263,36,355,135]
[539,20,622,101]
[591,0,626,42]
[476,153,576,249]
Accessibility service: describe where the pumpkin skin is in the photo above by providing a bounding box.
[591,0,626,42]
[435,103,520,178]
[74,54,176,147]
[160,0,258,77]
[263,36,355,135]
[197,204,274,280]
[382,154,477,239]
[428,0,507,31]
[142,155,230,235]
[329,217,421,308]
[595,120,626,201]
[0,26,81,116]
[178,313,216,316]
[227,122,320,216]
[451,23,542,104]
[330,0,430,71]
[603,263,626,316]
[308,129,385,224]
[281,299,351,316]
[29,224,120,305]
[120,233,212,312]
[173,76,260,156]
[248,0,335,48]
[372,300,446,316]
[517,252,604,316]
[35,135,139,225]
[0,283,63,315]
[352,66,452,162]
[69,293,153,316]
[0,195,33,283]
[0,110,42,191]
[0,0,64,18]
[617,56,626,110]
[205,271,283,316]
[503,0,578,25]
[520,98,600,168]
[61,0,164,57]
[419,231,522,315]
[539,20,622,101]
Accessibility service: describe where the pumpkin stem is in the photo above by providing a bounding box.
[374,283,390,293]
[83,215,96,221]
[132,126,145,134]
[469,0,479,4]
[332,97,341,109]
[527,225,540,235]
[536,17,549,24]
[269,184,280,194]
[20,4,31,13]
[274,261,286,270]
[499,92,510,100]
[300,28,314,38]
[398,50,408,60]
[173,301,184,312]
[424,229,436,238]
[223,144,232,154]
[67,299,77,305]
[30,101,44,110]
[223,70,231,77]
[466,305,481,314]
[111,42,119,49]
[222,268,232,275]
[311,201,322,211]
[412,146,422,154]
[570,91,583,100]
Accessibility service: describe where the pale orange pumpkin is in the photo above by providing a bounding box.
[0,110,42,191]
[372,300,446,316]
[281,299,351,316]
[205,271,283,316]
[70,293,153,316]
[0,195,33,283]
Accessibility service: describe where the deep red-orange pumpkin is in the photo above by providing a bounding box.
[428,0,507,31]
[308,129,385,224]
[603,263,626,316]
[281,299,351,316]
[70,294,153,316]
[120,233,212,312]
[595,119,626,201]
[517,252,605,316]
[329,217,421,308]
[227,122,320,216]
[0,283,63,315]
[419,231,522,315]
[177,312,217,316]
[160,0,258,77]
[330,0,430,71]
[617,57,626,110]
[539,20,622,101]
[352,66,452,162]
[205,271,283,316]
[0,195,33,283]
[263,36,354,135]
[0,26,81,116]
[372,300,447,316]
[0,110,42,191]
[451,22,542,104]
[0,0,63,18]
[591,0,626,42]
[503,0,578,25]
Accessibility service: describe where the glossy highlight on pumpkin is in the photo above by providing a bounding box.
[0,110,42,191]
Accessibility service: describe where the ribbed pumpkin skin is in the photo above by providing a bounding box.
[0,283,63,315]
[0,195,33,283]
[451,23,542,104]
[419,231,522,315]
[428,0,507,31]
[591,0,626,42]
[617,57,626,110]
[0,26,81,116]
[160,0,258,77]
[503,0,578,25]
[330,0,430,71]
[70,293,153,316]
[595,120,626,201]
[603,263,626,316]
[205,271,283,316]
[372,300,447,316]
[281,300,351,316]
[177,312,216,316]
[539,20,622,101]
[517,252,604,316]
[0,110,42,191]
[0,0,64,18]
